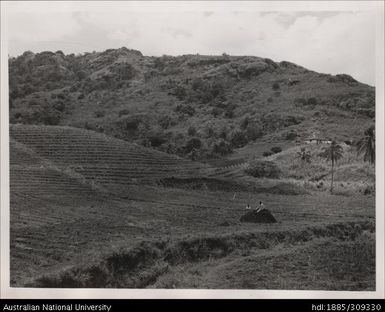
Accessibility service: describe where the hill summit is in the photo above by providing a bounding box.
[9,47,375,161]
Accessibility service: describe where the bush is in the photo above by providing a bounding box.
[240,116,249,130]
[148,134,167,147]
[272,82,280,90]
[263,151,273,157]
[118,109,130,117]
[230,131,248,148]
[175,105,195,116]
[212,139,232,156]
[224,107,235,118]
[205,127,215,138]
[271,146,282,154]
[113,63,137,80]
[246,123,263,141]
[244,160,281,179]
[158,115,176,129]
[94,110,105,118]
[53,101,66,112]
[187,126,197,136]
[307,97,318,106]
[285,131,298,141]
[184,138,202,154]
[211,107,223,117]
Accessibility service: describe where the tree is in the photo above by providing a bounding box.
[296,147,311,164]
[319,141,344,193]
[356,125,375,165]
[184,138,202,154]
[230,130,248,148]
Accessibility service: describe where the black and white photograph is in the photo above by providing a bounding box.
[1,0,384,299]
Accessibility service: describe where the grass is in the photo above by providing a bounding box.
[266,143,375,193]
[152,233,375,290]
[27,221,374,288]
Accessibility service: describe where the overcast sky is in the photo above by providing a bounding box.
[3,1,379,85]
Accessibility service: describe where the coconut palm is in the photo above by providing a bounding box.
[356,125,375,165]
[296,147,311,163]
[319,140,344,193]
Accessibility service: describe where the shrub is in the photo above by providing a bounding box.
[271,146,282,154]
[240,116,249,130]
[212,139,232,156]
[205,127,215,138]
[285,131,298,141]
[363,186,374,196]
[170,85,187,100]
[246,123,263,141]
[148,134,167,147]
[224,106,235,118]
[244,160,281,179]
[272,82,280,90]
[94,110,105,118]
[230,131,248,148]
[53,101,66,112]
[184,138,202,154]
[263,151,273,157]
[175,105,195,116]
[114,63,137,81]
[307,97,318,106]
[118,109,130,117]
[159,115,176,129]
[211,107,223,117]
[187,126,197,136]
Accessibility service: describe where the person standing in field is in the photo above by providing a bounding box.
[256,201,265,212]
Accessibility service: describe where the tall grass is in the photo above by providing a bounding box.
[269,144,375,189]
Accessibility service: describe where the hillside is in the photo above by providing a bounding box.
[8,49,376,289]
[10,124,214,188]
[9,48,375,163]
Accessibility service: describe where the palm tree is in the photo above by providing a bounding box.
[356,125,375,165]
[319,140,344,193]
[296,147,311,164]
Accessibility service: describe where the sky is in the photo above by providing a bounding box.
[3,1,379,85]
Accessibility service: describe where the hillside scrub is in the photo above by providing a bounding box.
[9,48,375,163]
[268,144,375,187]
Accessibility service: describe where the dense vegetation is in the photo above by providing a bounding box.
[9,48,375,161]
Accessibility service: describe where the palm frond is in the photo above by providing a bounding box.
[356,126,375,164]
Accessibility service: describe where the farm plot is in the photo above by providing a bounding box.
[10,125,215,186]
[9,124,375,289]
[10,178,374,287]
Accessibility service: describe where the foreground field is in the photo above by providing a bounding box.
[9,125,375,289]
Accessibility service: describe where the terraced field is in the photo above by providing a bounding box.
[9,125,376,289]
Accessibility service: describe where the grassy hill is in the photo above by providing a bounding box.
[10,124,317,195]
[10,124,213,187]
[9,48,375,162]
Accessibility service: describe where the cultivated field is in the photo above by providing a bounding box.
[9,125,375,289]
